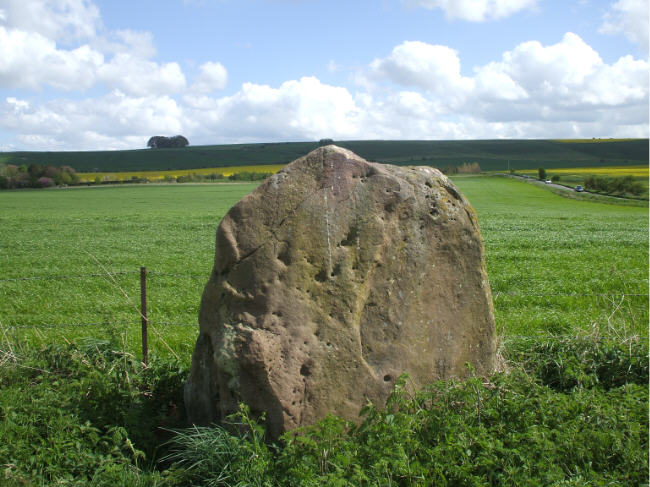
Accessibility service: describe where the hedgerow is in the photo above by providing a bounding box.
[583,175,645,195]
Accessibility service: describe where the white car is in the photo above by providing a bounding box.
[545,180,552,184]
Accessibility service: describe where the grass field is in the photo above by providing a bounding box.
[1,177,647,484]
[1,177,647,350]
[2,138,647,173]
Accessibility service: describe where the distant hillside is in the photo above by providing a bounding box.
[1,139,647,173]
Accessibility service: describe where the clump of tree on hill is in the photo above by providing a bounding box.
[442,162,481,175]
[0,163,79,189]
[147,135,189,149]
[583,175,645,196]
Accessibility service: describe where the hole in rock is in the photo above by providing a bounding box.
[444,184,461,201]
[300,364,311,377]
[340,227,358,246]
[277,245,291,266]
[383,374,392,382]
[315,269,328,282]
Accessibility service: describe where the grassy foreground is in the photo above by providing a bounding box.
[0,177,647,485]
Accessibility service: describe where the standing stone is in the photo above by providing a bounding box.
[185,145,496,439]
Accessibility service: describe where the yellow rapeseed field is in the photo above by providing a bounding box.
[517,165,648,178]
[78,164,286,182]
[550,165,648,177]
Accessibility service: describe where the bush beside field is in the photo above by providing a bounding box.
[583,175,645,195]
[0,163,80,189]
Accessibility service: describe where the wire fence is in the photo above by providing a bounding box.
[0,271,205,282]
[2,268,648,332]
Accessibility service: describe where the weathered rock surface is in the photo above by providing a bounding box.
[185,145,496,438]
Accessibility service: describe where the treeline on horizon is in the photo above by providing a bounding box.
[0,163,274,190]
[1,139,647,174]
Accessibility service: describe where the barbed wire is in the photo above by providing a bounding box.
[5,321,199,330]
[1,269,646,331]
[148,272,207,279]
[1,270,647,296]
[0,271,207,282]
[0,271,140,282]
[493,292,648,298]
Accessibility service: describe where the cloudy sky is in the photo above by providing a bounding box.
[0,0,648,151]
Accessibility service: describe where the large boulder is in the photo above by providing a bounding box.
[185,145,496,439]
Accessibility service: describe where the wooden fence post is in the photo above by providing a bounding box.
[140,266,148,366]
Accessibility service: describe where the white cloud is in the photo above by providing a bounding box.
[0,0,101,42]
[477,32,648,109]
[0,26,104,91]
[0,0,186,96]
[407,0,537,22]
[99,29,157,59]
[98,55,186,96]
[0,26,186,95]
[184,76,362,143]
[0,91,184,150]
[472,64,528,101]
[366,41,473,104]
[190,62,228,94]
[600,0,649,53]
[350,34,648,138]
[579,55,649,106]
[486,33,602,101]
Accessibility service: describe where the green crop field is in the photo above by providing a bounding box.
[1,177,647,485]
[2,177,646,344]
[2,138,647,173]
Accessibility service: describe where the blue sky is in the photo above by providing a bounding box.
[0,0,648,150]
